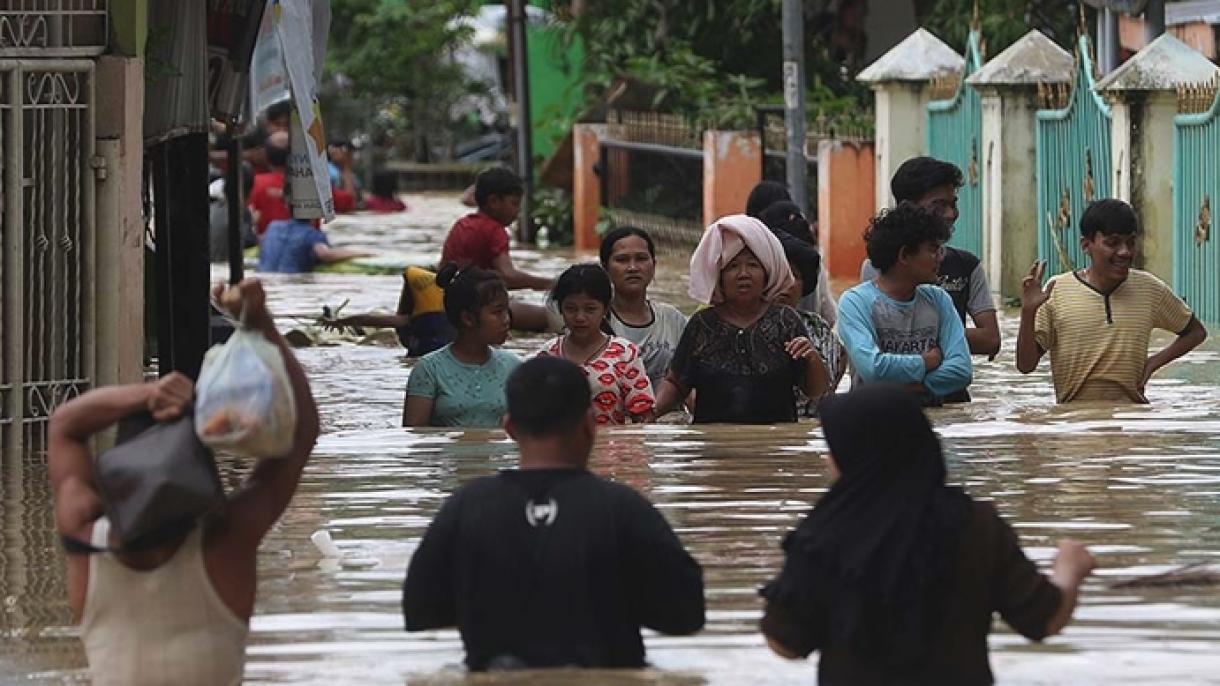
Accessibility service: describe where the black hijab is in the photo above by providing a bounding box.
[763,385,971,667]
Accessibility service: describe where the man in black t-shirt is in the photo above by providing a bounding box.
[402,357,705,671]
[859,157,1001,402]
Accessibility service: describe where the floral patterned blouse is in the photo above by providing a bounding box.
[537,335,656,425]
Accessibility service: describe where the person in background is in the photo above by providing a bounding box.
[209,161,257,263]
[599,227,687,389]
[538,264,655,425]
[247,130,292,237]
[402,356,705,670]
[48,279,319,686]
[860,157,1001,367]
[403,266,521,428]
[745,180,791,219]
[324,266,454,357]
[752,194,836,326]
[1016,198,1207,403]
[241,101,291,173]
[327,139,359,213]
[761,385,1095,685]
[257,217,371,274]
[774,230,846,406]
[440,167,551,291]
[364,171,408,213]
[653,215,829,424]
[838,203,972,405]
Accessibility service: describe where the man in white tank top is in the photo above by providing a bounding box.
[48,279,320,686]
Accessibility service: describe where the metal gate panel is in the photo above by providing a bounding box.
[926,29,984,257]
[1173,84,1220,325]
[0,58,94,458]
[1035,35,1112,276]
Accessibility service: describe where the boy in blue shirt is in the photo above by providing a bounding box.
[838,202,972,405]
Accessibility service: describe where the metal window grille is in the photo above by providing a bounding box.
[0,60,95,459]
[0,0,107,57]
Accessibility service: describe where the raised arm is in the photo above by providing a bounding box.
[48,374,193,538]
[1016,261,1054,374]
[214,280,320,551]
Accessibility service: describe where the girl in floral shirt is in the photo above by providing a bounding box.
[538,264,655,424]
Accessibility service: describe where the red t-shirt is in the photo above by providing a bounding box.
[364,195,407,213]
[248,170,291,236]
[440,212,510,270]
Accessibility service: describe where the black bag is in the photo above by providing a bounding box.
[93,415,224,549]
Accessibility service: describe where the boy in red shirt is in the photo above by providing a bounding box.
[248,130,291,236]
[441,168,551,291]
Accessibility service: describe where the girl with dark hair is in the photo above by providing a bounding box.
[761,385,1095,684]
[599,227,688,388]
[403,265,522,428]
[537,264,655,425]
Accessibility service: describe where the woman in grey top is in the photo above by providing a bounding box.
[599,227,688,388]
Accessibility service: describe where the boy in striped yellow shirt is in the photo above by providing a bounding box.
[1016,199,1207,403]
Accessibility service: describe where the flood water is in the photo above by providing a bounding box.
[3,193,1220,684]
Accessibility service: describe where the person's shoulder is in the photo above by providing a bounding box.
[416,344,453,367]
[653,301,687,323]
[537,335,562,355]
[607,336,642,359]
[917,283,954,305]
[491,347,523,367]
[1127,268,1173,291]
[944,246,980,267]
[841,280,876,299]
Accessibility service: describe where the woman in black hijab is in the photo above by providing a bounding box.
[760,385,1095,685]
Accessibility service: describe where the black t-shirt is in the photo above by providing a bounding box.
[402,468,705,670]
[937,247,980,324]
[669,305,808,424]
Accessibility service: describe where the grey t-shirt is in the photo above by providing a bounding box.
[610,302,688,387]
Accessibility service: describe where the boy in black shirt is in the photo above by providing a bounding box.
[402,356,705,670]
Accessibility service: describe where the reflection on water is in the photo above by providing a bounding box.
[3,193,1220,684]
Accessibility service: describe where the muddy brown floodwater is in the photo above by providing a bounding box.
[3,193,1220,684]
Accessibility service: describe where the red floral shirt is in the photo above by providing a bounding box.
[538,336,656,425]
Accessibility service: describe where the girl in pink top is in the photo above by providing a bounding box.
[538,264,655,424]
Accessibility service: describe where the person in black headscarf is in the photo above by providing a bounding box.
[760,385,1095,685]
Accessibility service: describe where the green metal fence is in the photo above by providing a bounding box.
[1035,35,1112,277]
[926,29,984,257]
[1173,85,1220,324]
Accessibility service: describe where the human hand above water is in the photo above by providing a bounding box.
[784,336,815,361]
[1021,260,1056,312]
[1052,539,1096,585]
[147,372,193,422]
[922,346,943,371]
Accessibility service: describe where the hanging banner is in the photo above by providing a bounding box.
[249,3,290,116]
[268,0,333,221]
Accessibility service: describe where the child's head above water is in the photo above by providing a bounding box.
[474,167,524,225]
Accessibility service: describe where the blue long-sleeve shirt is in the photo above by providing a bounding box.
[837,281,972,400]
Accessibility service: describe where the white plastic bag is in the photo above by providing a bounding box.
[195,327,297,458]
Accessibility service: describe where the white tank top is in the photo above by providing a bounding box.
[79,518,249,686]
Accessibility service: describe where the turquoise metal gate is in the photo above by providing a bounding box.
[926,29,983,257]
[1035,35,1112,276]
[1173,81,1220,324]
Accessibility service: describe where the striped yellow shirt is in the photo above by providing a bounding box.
[1034,269,1192,403]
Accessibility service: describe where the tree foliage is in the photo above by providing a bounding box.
[917,0,1087,56]
[552,0,873,130]
[324,0,483,157]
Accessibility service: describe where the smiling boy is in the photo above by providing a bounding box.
[1016,199,1208,403]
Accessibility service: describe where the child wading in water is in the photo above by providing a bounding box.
[538,264,655,424]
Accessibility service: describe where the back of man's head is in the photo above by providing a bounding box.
[864,201,950,273]
[474,167,523,208]
[891,156,962,203]
[506,357,591,446]
[1080,198,1138,239]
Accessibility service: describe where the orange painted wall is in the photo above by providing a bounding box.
[572,124,604,251]
[817,139,876,280]
[703,131,762,224]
